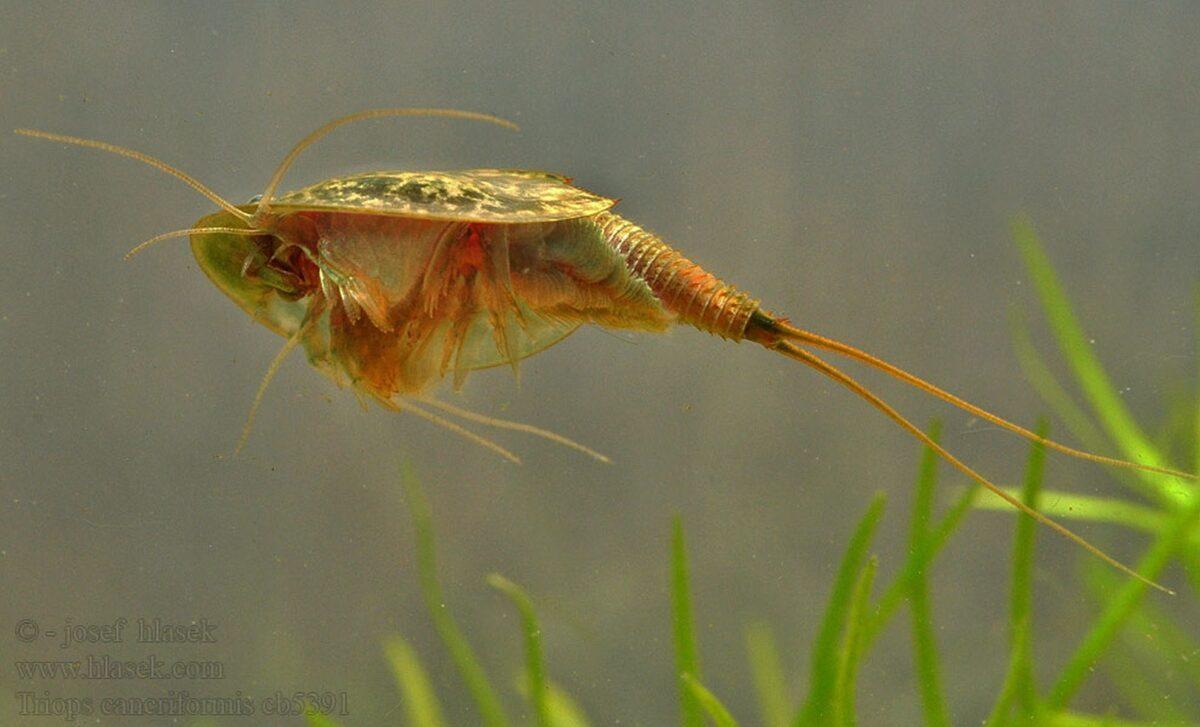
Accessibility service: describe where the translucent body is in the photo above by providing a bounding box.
[191,207,671,399]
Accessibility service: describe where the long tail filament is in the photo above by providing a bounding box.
[771,340,1172,594]
[764,316,1194,481]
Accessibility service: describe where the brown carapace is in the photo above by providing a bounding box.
[16,109,1196,592]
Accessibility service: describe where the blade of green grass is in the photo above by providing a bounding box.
[384,635,448,727]
[864,424,979,650]
[745,622,791,727]
[515,679,591,727]
[304,710,343,727]
[1187,287,1200,596]
[834,555,877,727]
[1010,309,1110,454]
[1194,284,1200,474]
[1011,261,1200,594]
[1009,427,1046,714]
[488,574,550,727]
[794,491,886,727]
[1151,386,1197,466]
[866,484,978,649]
[682,673,741,727]
[400,462,510,727]
[974,499,1200,602]
[907,421,951,727]
[544,682,591,727]
[1045,712,1193,727]
[985,428,1048,725]
[973,489,1165,534]
[671,516,703,727]
[984,617,1034,727]
[975,487,1200,593]
[1012,305,1165,511]
[1183,287,1200,598]
[1046,488,1200,709]
[1011,215,1185,508]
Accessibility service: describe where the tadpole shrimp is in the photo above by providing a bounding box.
[16,108,1196,592]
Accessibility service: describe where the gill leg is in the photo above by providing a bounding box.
[594,211,759,340]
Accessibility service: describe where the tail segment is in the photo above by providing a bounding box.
[596,212,759,340]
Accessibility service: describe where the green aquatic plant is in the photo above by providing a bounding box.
[1000,218,1200,718]
[381,428,1195,725]
[672,515,705,727]
[331,217,1199,725]
[906,422,953,727]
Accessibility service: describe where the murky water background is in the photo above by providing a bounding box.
[3,3,1199,724]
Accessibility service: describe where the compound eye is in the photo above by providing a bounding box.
[246,194,263,204]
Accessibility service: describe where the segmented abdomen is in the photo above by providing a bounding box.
[594,211,759,341]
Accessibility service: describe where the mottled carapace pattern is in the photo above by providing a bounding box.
[272,169,617,223]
